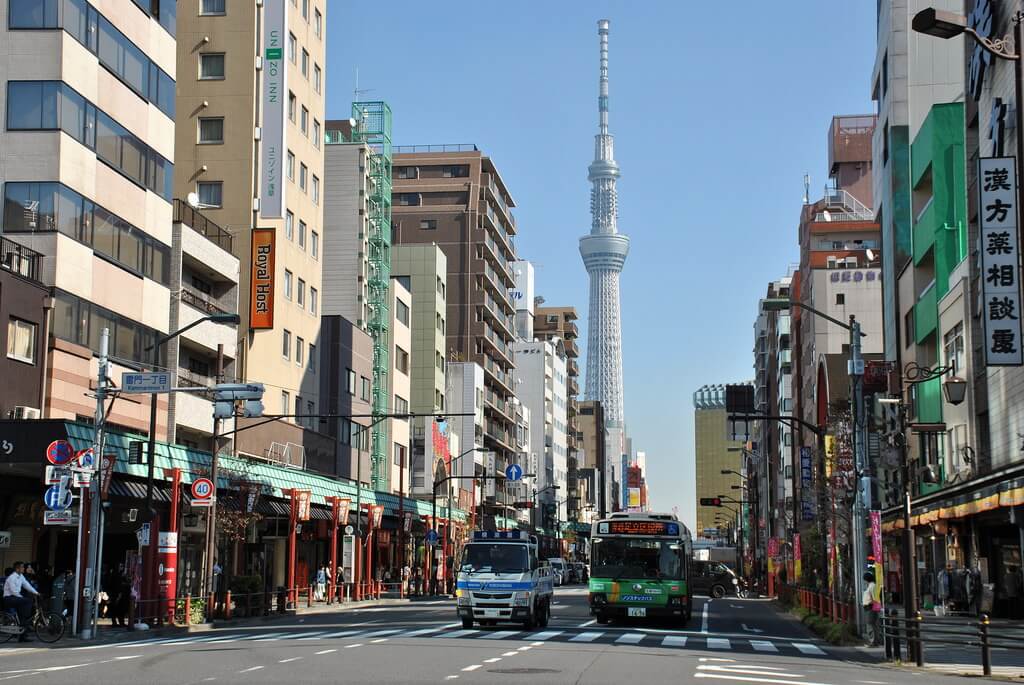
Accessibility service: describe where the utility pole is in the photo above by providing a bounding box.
[849,316,867,637]
[82,327,109,639]
[205,344,225,599]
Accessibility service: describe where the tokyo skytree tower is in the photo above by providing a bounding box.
[580,19,629,426]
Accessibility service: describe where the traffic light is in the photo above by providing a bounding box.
[699,497,723,507]
[213,383,265,419]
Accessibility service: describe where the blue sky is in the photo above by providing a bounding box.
[326,2,877,529]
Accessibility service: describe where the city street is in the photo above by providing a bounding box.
[0,588,966,684]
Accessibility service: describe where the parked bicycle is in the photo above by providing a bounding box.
[0,596,65,644]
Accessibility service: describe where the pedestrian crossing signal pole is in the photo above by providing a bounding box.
[81,327,109,639]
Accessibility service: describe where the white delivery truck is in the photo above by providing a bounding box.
[456,531,554,629]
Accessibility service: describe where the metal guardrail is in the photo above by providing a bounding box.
[393,144,478,153]
[1,236,41,282]
[173,199,233,252]
[181,286,230,315]
[881,610,1022,676]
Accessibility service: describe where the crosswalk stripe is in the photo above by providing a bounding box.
[706,638,731,650]
[150,636,208,645]
[248,632,287,641]
[439,629,478,639]
[360,630,402,638]
[397,627,448,637]
[113,638,169,649]
[750,640,778,652]
[293,632,330,640]
[528,631,562,641]
[792,642,826,655]
[615,633,645,644]
[480,631,520,640]
[661,636,687,647]
[569,631,603,642]
[318,630,364,639]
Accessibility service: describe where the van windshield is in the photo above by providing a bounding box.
[591,539,683,580]
[461,544,529,574]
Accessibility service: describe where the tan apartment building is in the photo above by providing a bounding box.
[387,278,411,495]
[174,0,326,455]
[534,306,581,519]
[693,384,743,538]
[2,0,177,436]
[391,147,519,484]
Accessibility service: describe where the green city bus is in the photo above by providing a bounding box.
[588,512,693,625]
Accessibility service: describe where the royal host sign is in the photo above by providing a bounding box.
[260,0,287,218]
[250,228,276,329]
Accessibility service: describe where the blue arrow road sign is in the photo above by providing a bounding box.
[426,530,439,545]
[44,485,72,511]
[505,463,523,481]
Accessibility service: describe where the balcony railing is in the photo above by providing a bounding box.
[181,286,231,316]
[173,199,233,252]
[817,188,873,221]
[393,143,478,153]
[1,236,42,283]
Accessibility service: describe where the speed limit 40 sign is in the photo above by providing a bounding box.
[190,478,215,507]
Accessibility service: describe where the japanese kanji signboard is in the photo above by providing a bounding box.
[979,157,1024,366]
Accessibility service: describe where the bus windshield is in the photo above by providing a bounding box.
[591,538,683,580]
[460,544,529,574]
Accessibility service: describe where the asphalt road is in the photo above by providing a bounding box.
[0,588,976,684]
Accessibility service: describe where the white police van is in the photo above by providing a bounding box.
[456,531,554,629]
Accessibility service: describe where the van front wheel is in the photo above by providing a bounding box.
[461,617,473,629]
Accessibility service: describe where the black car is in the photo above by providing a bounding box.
[689,560,739,598]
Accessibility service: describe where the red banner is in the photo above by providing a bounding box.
[337,497,351,526]
[293,489,312,521]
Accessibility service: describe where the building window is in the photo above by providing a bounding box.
[200,0,226,15]
[394,442,406,467]
[395,346,409,374]
[282,329,291,359]
[311,231,319,259]
[835,293,845,305]
[299,164,308,192]
[297,278,305,307]
[198,117,224,144]
[284,269,293,299]
[315,8,322,38]
[313,119,321,149]
[904,309,914,349]
[288,32,296,63]
[301,49,309,78]
[396,298,409,325]
[286,150,295,180]
[396,166,417,179]
[288,92,296,122]
[347,368,356,395]
[298,220,307,249]
[420,219,437,230]
[285,210,294,240]
[307,400,315,427]
[296,336,304,366]
[196,181,223,207]
[312,175,320,205]
[397,193,420,206]
[199,53,225,79]
[314,64,322,94]
[361,376,371,401]
[944,322,965,374]
[310,287,318,314]
[6,318,37,364]
[309,343,316,372]
[394,395,408,414]
[281,390,290,414]
[295,395,302,425]
[300,106,309,135]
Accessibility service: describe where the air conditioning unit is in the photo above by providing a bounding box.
[826,256,837,269]
[11,406,40,419]
[845,257,859,268]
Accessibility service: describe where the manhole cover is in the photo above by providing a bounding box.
[488,669,561,674]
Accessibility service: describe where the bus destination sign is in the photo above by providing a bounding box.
[602,520,679,536]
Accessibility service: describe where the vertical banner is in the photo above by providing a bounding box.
[260,0,287,218]
[979,157,1024,365]
[870,510,884,608]
[337,498,352,527]
[403,511,413,533]
[249,228,276,329]
[372,504,385,528]
[484,452,496,498]
[793,533,802,583]
[157,531,178,609]
[294,489,311,521]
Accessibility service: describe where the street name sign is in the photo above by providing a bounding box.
[122,372,171,394]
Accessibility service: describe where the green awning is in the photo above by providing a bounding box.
[63,422,466,521]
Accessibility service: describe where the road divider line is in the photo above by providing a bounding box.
[370,639,389,643]
[701,601,710,634]
[239,666,264,673]
[279,657,302,663]
[483,658,501,663]
[315,649,337,655]
[462,665,481,672]
[501,651,518,657]
[344,643,363,649]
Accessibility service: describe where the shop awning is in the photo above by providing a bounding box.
[882,468,1024,532]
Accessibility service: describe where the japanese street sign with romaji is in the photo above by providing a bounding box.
[979,157,1024,366]
[121,372,171,394]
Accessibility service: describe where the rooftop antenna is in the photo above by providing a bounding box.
[354,67,374,101]
[803,173,810,204]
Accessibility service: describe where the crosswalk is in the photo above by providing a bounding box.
[40,625,830,657]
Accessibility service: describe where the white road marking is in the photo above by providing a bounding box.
[481,630,520,640]
[462,664,481,672]
[344,643,363,648]
[248,632,287,641]
[706,638,731,650]
[698,665,804,677]
[530,631,562,641]
[398,627,449,637]
[699,658,735,662]
[662,635,688,647]
[113,655,142,661]
[517,646,532,651]
[792,642,826,655]
[318,630,364,638]
[569,631,603,642]
[483,657,501,663]
[694,670,833,685]
[440,629,478,639]
[501,651,518,656]
[578,619,596,627]
[701,601,711,634]
[239,666,264,673]
[315,649,337,655]
[293,631,329,640]
[615,633,645,644]
[279,657,302,663]
[111,637,177,648]
[370,638,389,643]
[445,677,459,681]
[530,641,545,646]
[361,629,402,638]
[750,640,778,652]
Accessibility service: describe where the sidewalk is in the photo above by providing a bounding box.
[69,594,450,646]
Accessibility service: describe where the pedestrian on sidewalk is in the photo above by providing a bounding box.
[863,570,880,646]
[315,566,327,601]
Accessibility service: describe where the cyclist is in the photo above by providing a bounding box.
[3,561,39,642]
